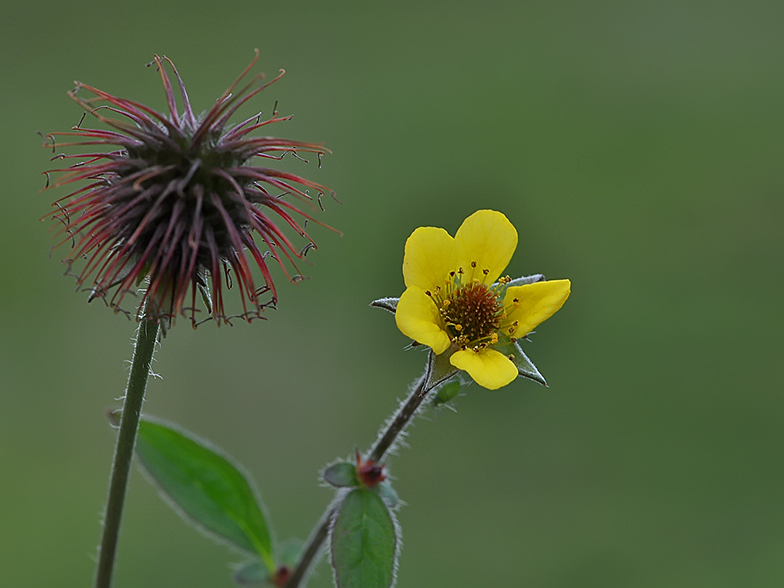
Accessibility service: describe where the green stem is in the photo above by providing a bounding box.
[285,357,436,588]
[94,317,160,588]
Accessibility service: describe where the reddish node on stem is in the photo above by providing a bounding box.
[355,450,386,488]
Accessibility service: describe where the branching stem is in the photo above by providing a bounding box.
[285,356,437,588]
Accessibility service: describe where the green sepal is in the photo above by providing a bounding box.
[432,380,461,406]
[196,272,213,315]
[491,341,547,386]
[132,416,276,571]
[511,341,547,386]
[369,297,399,314]
[502,273,545,289]
[330,487,398,588]
[232,559,269,586]
[425,349,459,390]
[324,461,360,488]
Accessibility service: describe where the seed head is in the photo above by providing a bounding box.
[43,51,335,327]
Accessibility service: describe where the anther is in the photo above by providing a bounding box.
[425,290,432,297]
[470,261,477,268]
[482,268,489,275]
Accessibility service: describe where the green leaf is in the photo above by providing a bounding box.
[324,461,360,488]
[134,417,275,570]
[331,488,398,588]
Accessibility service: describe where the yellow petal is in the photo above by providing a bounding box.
[395,286,452,354]
[454,210,518,284]
[503,279,571,338]
[402,227,457,291]
[450,348,519,390]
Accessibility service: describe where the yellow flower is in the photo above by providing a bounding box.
[395,210,570,390]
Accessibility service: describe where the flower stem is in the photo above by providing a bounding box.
[285,357,436,588]
[367,368,429,463]
[94,316,159,588]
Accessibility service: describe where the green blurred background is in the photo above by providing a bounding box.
[2,1,782,586]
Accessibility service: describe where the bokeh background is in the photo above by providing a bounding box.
[2,1,782,587]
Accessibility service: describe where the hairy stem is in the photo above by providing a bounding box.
[285,357,436,588]
[94,317,160,588]
[367,370,429,463]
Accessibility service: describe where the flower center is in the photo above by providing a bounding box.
[443,281,502,342]
[426,263,512,349]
